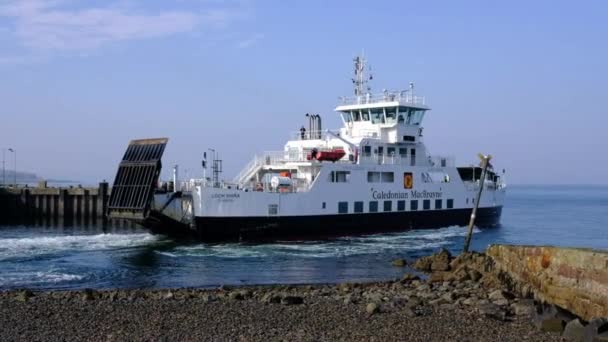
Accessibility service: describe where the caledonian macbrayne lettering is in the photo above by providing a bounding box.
[372,189,443,200]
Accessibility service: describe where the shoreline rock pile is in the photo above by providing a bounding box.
[407,248,608,341]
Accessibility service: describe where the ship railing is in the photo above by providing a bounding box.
[357,154,454,167]
[339,90,425,106]
[289,130,328,141]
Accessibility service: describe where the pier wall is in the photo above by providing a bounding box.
[0,182,110,223]
[487,244,608,321]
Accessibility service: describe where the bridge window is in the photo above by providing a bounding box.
[386,107,397,124]
[399,148,407,156]
[341,112,352,123]
[352,110,361,121]
[397,200,406,211]
[369,201,378,212]
[362,109,370,121]
[404,108,425,125]
[354,201,364,213]
[363,145,372,157]
[370,108,385,124]
[387,147,396,157]
[338,202,348,214]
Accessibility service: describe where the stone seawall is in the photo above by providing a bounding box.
[487,245,608,321]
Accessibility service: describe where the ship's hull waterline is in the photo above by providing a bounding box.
[146,206,502,241]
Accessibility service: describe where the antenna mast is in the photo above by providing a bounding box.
[352,54,372,97]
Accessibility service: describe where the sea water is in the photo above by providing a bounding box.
[1,185,606,290]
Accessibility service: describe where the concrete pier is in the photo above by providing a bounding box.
[0,181,110,224]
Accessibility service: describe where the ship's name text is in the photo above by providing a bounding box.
[372,190,443,200]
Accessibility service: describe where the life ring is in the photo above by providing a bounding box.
[404,173,413,189]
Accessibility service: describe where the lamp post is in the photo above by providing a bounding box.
[1,148,5,187]
[8,148,16,187]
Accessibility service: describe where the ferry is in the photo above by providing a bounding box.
[108,55,506,241]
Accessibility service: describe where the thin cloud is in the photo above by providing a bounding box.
[236,33,263,49]
[0,0,239,52]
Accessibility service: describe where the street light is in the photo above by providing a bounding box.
[8,148,16,188]
[1,148,5,187]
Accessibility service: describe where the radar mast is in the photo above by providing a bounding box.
[352,54,373,97]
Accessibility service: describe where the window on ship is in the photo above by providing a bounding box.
[435,199,442,210]
[329,171,350,183]
[397,200,406,211]
[338,202,348,214]
[411,200,418,211]
[383,201,392,212]
[423,200,431,210]
[369,201,378,212]
[354,201,364,213]
[386,107,397,124]
[370,108,385,124]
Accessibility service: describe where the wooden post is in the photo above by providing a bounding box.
[463,154,492,253]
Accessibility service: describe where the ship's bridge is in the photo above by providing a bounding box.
[335,88,430,144]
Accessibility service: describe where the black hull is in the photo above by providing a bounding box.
[155,206,502,242]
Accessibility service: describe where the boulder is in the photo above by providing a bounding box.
[462,297,477,306]
[15,290,34,302]
[430,249,452,272]
[511,302,535,316]
[584,318,608,342]
[281,296,304,305]
[405,297,422,309]
[261,293,281,304]
[477,303,506,321]
[403,307,417,318]
[413,257,433,272]
[163,291,174,300]
[428,272,447,283]
[228,292,244,301]
[82,288,97,301]
[562,318,586,342]
[539,318,566,333]
[488,289,507,301]
[392,259,407,267]
[366,302,380,315]
[401,273,420,282]
[492,298,510,307]
[468,269,482,282]
[595,332,608,341]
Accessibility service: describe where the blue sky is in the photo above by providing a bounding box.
[0,0,606,185]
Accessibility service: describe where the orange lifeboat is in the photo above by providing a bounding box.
[306,148,346,162]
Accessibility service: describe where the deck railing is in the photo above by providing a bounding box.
[339,90,425,106]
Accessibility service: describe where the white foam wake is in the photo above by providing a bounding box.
[0,233,159,261]
[0,270,85,287]
[161,226,480,259]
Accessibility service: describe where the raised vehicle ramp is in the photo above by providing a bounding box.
[107,138,168,221]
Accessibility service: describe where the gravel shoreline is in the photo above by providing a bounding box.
[0,281,559,341]
[1,250,575,341]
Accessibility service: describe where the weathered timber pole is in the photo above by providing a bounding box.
[463,154,492,253]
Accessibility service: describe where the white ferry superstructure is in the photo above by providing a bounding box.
[109,56,506,241]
